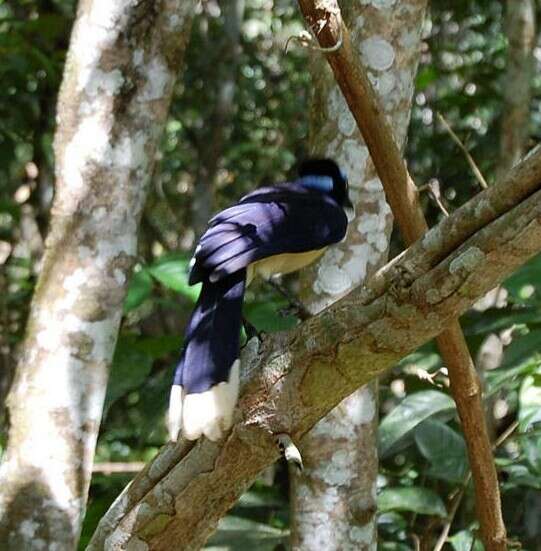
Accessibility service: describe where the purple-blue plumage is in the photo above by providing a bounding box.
[173,269,245,393]
[189,182,347,285]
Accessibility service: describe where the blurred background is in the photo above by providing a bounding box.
[1,0,541,549]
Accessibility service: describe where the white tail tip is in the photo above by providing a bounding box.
[167,360,240,442]
[168,384,185,442]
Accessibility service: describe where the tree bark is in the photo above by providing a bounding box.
[87,145,541,549]
[498,0,536,178]
[0,1,195,549]
[291,2,427,549]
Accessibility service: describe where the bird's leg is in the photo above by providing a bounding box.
[242,316,261,341]
[265,278,312,321]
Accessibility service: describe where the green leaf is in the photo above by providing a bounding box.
[416,66,438,91]
[148,254,201,302]
[500,464,541,490]
[124,268,153,312]
[448,529,484,551]
[135,366,173,440]
[398,349,442,372]
[519,364,541,430]
[504,252,541,304]
[104,337,154,415]
[464,306,541,337]
[523,437,541,475]
[486,359,539,397]
[377,487,447,517]
[501,329,541,371]
[206,516,288,550]
[379,391,455,457]
[414,419,469,483]
[134,335,181,359]
[244,299,298,333]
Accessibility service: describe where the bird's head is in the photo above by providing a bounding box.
[298,158,355,220]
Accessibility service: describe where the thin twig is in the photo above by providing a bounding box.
[285,25,343,54]
[419,180,450,216]
[494,419,519,448]
[437,112,489,189]
[92,462,146,474]
[433,486,466,551]
[266,278,312,321]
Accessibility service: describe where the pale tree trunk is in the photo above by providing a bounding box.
[291,2,427,549]
[0,1,195,549]
[498,0,535,178]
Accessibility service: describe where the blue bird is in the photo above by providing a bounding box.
[168,158,354,441]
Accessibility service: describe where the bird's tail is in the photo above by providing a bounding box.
[168,269,246,441]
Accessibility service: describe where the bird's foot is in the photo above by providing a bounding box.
[276,433,303,471]
[266,279,312,321]
[242,316,263,341]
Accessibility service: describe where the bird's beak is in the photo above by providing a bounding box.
[344,196,355,222]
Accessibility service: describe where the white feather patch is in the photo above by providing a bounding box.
[168,384,185,442]
[171,359,240,442]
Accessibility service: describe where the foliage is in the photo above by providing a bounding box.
[1,0,541,549]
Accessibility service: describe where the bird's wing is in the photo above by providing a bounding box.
[189,186,347,284]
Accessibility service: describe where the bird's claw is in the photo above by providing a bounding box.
[242,316,263,341]
[276,433,303,471]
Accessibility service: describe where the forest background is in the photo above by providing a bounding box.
[1,0,541,549]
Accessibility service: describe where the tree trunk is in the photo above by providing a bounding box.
[0,1,195,549]
[498,0,536,178]
[290,2,427,548]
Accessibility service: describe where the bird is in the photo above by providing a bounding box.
[168,158,354,442]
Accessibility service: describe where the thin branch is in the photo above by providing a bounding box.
[284,26,343,53]
[437,112,489,189]
[419,179,450,216]
[92,462,146,474]
[434,486,465,551]
[296,2,506,549]
[494,420,519,448]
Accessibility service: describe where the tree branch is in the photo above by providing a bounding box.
[88,147,541,549]
[296,1,508,548]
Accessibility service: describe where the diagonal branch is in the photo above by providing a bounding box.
[296,1,508,548]
[88,147,541,550]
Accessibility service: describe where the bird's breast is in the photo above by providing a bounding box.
[247,248,326,284]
